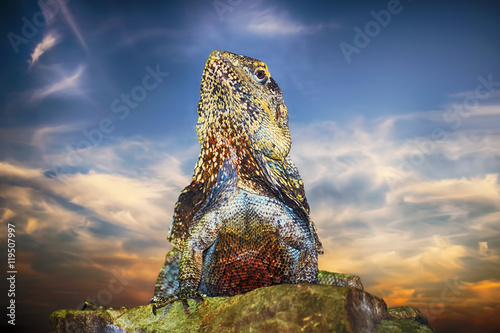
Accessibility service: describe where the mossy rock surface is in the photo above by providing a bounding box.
[50,284,434,333]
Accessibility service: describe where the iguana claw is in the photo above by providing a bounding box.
[150,289,204,316]
[149,295,175,316]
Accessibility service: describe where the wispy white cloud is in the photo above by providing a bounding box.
[397,174,499,203]
[32,65,85,101]
[449,88,500,100]
[4,65,86,114]
[467,104,500,116]
[0,139,188,245]
[0,159,163,308]
[111,28,181,49]
[290,108,500,293]
[230,7,338,36]
[0,137,195,319]
[0,138,190,298]
[55,171,171,228]
[0,161,42,179]
[31,123,82,153]
[59,1,88,50]
[285,111,500,323]
[29,31,61,67]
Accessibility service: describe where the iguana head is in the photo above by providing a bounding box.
[196,50,291,162]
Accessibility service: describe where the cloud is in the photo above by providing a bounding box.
[479,241,489,256]
[468,104,500,116]
[53,171,171,230]
[59,1,88,50]
[0,161,42,179]
[34,65,85,100]
[0,135,193,313]
[0,134,192,238]
[31,123,82,154]
[392,174,499,207]
[463,280,500,305]
[247,9,316,35]
[449,88,500,100]
[418,235,467,277]
[0,139,188,310]
[30,32,61,67]
[3,65,86,116]
[287,114,499,333]
[110,28,180,49]
[289,109,500,316]
[232,7,337,36]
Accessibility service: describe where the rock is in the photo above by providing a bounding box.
[317,270,365,290]
[50,284,434,333]
[387,306,433,328]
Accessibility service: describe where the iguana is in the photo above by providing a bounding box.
[151,50,362,314]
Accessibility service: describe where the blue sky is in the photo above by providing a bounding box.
[1,0,500,332]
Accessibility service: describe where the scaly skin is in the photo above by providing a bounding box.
[151,51,359,314]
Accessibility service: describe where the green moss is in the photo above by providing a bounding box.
[50,284,434,333]
[377,319,434,333]
[49,308,115,332]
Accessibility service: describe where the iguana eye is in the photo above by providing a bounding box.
[254,70,267,83]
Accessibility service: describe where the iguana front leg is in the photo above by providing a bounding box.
[152,212,220,315]
[270,205,319,284]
